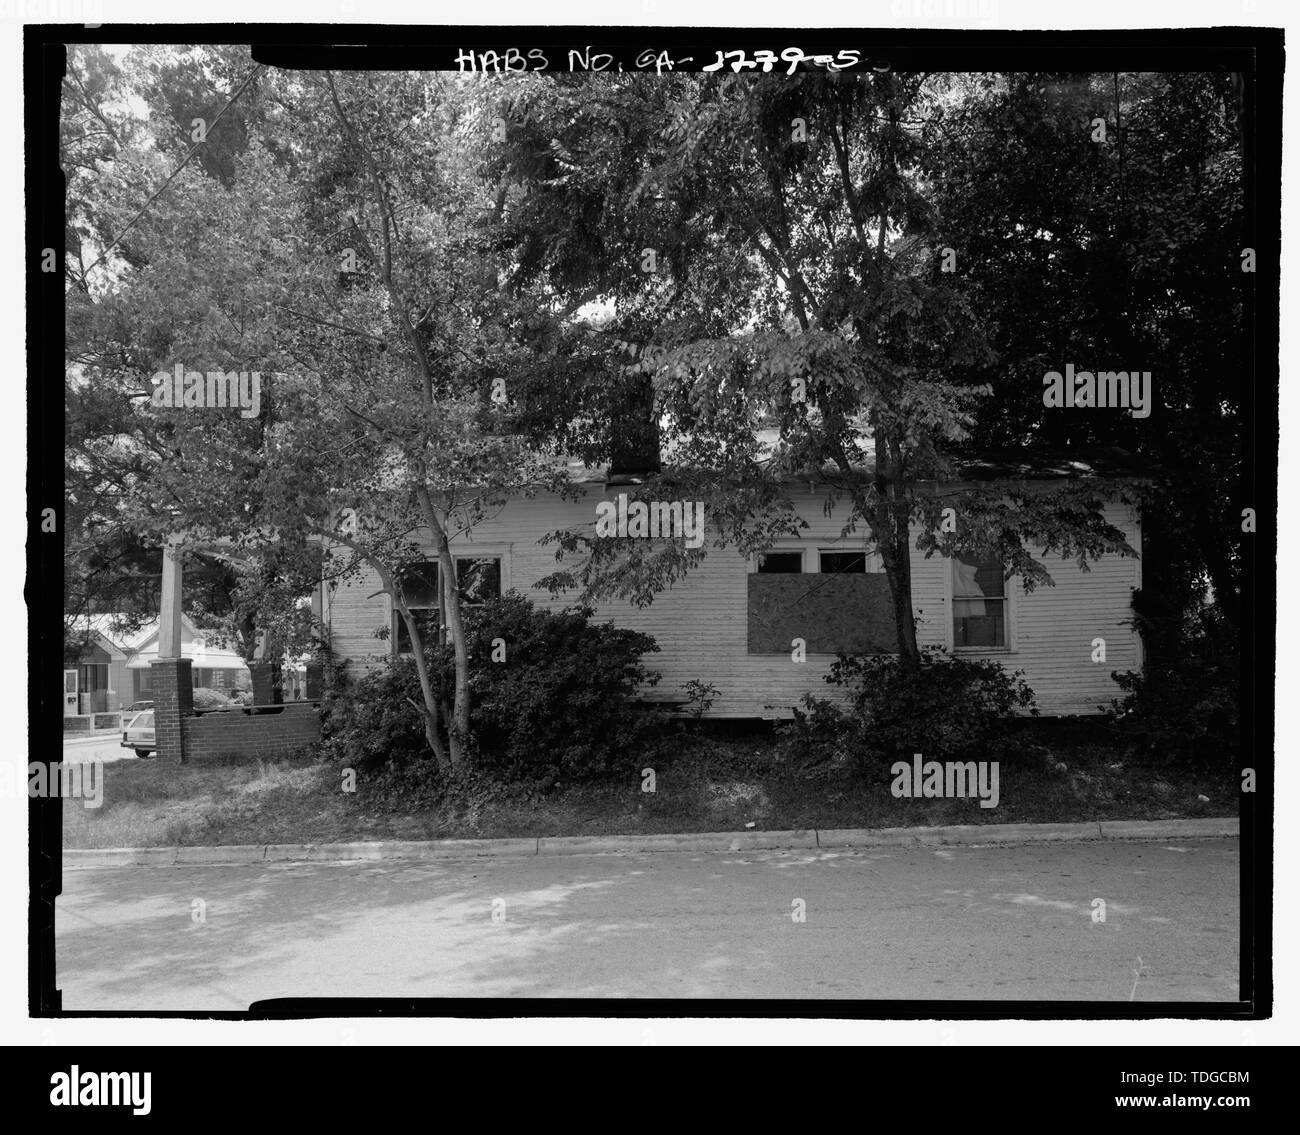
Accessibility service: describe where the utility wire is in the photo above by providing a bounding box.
[82,62,266,276]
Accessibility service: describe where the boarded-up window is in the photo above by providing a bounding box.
[952,555,1007,648]
[747,573,895,654]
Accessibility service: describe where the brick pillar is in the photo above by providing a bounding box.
[151,658,193,762]
[249,661,275,707]
[304,663,323,700]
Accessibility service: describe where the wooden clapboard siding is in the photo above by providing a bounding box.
[914,500,1143,716]
[323,487,1141,718]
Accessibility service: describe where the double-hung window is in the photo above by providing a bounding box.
[951,555,1007,648]
[393,557,504,655]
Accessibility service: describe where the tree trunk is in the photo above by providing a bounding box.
[412,485,471,767]
[868,438,922,672]
[435,534,471,766]
[876,498,922,672]
[399,604,451,772]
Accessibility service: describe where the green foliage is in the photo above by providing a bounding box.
[928,71,1245,627]
[443,594,663,780]
[320,656,430,767]
[191,687,232,711]
[493,72,1136,668]
[802,648,1038,764]
[1107,607,1238,766]
[324,594,663,781]
[679,678,720,721]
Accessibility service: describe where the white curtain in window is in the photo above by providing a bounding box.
[952,558,986,616]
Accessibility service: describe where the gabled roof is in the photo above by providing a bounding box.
[71,613,250,670]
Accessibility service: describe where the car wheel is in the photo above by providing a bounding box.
[134,748,155,759]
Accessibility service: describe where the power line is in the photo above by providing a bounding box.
[81,62,266,276]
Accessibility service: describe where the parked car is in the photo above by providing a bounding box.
[121,709,156,758]
[125,700,153,713]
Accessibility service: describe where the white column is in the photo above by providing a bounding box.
[159,539,183,659]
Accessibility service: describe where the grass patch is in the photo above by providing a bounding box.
[63,724,1238,849]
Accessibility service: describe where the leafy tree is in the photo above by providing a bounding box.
[63,46,325,693]
[493,72,1137,669]
[69,61,575,770]
[926,72,1245,645]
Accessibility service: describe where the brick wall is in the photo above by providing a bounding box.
[182,703,321,763]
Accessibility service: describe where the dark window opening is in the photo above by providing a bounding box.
[819,551,867,574]
[457,557,502,607]
[757,552,803,574]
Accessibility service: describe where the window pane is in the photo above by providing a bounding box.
[954,599,1006,647]
[757,552,802,573]
[395,608,441,654]
[397,562,439,608]
[953,556,1006,647]
[952,555,1005,598]
[819,551,866,574]
[456,557,501,604]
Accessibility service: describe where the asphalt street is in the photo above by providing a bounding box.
[60,733,136,764]
[56,837,1239,1008]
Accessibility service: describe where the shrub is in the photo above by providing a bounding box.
[677,679,720,722]
[776,693,860,774]
[804,648,1038,765]
[319,656,430,768]
[323,594,663,782]
[1107,606,1237,766]
[445,594,663,781]
[191,687,231,711]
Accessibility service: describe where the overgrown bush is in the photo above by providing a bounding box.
[797,648,1038,765]
[191,687,231,711]
[446,594,662,780]
[323,594,662,782]
[1107,606,1237,766]
[318,656,431,768]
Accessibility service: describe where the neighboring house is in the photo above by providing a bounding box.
[317,455,1144,719]
[64,613,251,717]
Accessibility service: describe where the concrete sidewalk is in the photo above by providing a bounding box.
[63,816,1239,868]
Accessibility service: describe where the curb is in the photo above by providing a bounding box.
[62,816,1239,868]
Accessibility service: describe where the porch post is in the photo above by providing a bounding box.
[158,538,183,659]
[152,538,191,761]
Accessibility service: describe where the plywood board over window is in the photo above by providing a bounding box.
[747,574,895,654]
